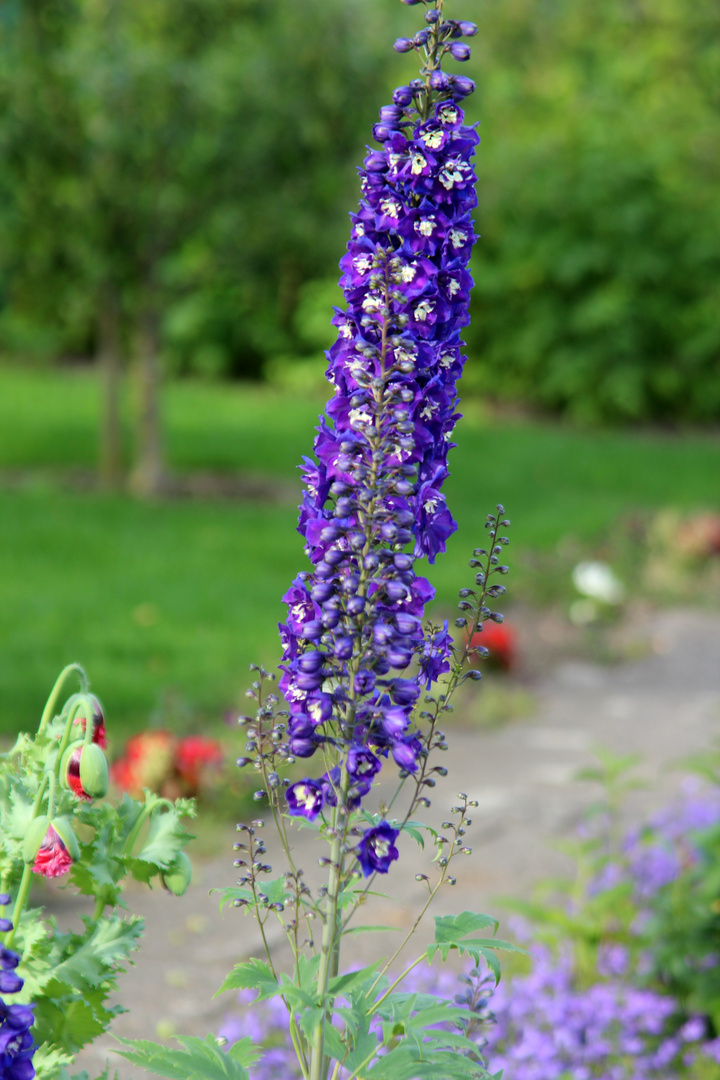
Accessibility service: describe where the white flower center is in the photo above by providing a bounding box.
[421,130,443,148]
[411,154,427,175]
[380,198,402,219]
[417,218,436,237]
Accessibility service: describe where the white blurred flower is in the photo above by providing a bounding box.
[571,561,625,605]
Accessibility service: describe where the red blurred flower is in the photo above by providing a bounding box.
[175,736,223,791]
[467,620,517,671]
[110,731,175,798]
[111,730,223,799]
[32,826,73,879]
[676,513,720,560]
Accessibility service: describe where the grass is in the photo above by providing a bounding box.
[1,363,718,740]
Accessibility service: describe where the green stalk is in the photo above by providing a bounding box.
[308,768,351,1080]
[122,796,173,857]
[37,664,88,735]
[5,864,33,949]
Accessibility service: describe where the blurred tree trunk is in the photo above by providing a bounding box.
[128,301,165,497]
[97,286,123,489]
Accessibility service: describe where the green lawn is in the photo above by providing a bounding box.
[1,364,718,740]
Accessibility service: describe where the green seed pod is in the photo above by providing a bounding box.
[161,851,192,896]
[79,743,109,799]
[50,816,81,862]
[23,816,51,864]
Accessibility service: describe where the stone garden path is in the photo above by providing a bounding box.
[56,607,720,1078]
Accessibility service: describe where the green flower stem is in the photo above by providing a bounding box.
[37,664,88,735]
[55,699,89,776]
[122,796,174,858]
[46,772,57,821]
[92,890,108,922]
[308,767,351,1080]
[4,863,33,949]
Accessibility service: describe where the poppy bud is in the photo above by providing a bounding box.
[161,851,192,896]
[48,817,81,862]
[23,816,51,864]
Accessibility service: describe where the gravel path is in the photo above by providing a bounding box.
[55,607,720,1077]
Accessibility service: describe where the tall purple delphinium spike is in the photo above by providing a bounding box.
[274,6,479,858]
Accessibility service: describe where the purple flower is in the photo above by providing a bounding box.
[356,823,400,876]
[285,780,324,820]
[267,0,481,835]
[0,904,36,1080]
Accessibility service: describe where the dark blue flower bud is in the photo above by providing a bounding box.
[321,608,340,629]
[347,595,366,615]
[312,581,335,603]
[449,74,476,97]
[449,42,471,61]
[295,671,324,692]
[333,636,354,661]
[393,86,414,106]
[373,124,393,142]
[301,620,323,641]
[429,70,449,91]
[380,105,403,124]
[297,650,325,674]
[364,151,389,172]
[393,37,414,53]
[385,581,408,601]
[458,20,478,36]
[388,678,420,706]
[413,29,430,46]
[425,8,441,23]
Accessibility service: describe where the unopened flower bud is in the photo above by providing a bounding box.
[162,851,192,896]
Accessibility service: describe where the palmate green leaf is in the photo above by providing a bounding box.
[400,820,439,850]
[113,1033,259,1080]
[328,963,380,998]
[33,1043,74,1080]
[34,994,115,1055]
[333,995,379,1075]
[214,957,278,999]
[297,1007,325,1038]
[136,808,192,869]
[344,924,401,936]
[363,1045,490,1080]
[45,916,143,995]
[426,911,521,974]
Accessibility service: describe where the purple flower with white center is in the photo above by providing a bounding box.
[285,780,324,820]
[355,822,400,877]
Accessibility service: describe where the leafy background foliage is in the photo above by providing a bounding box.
[0,0,718,420]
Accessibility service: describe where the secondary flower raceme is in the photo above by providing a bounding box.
[269,12,479,871]
[0,896,36,1080]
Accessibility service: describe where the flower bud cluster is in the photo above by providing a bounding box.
[265,4,480,866]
